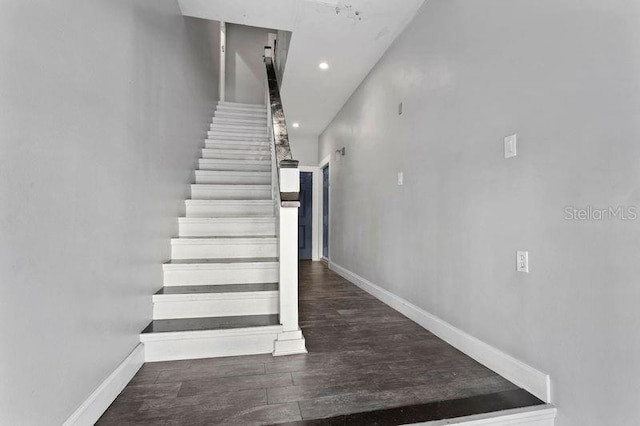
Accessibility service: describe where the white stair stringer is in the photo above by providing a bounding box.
[140,101,289,362]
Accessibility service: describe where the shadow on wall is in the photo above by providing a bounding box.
[226,23,275,105]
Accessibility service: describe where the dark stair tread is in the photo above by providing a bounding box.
[156,283,279,295]
[141,315,279,334]
[165,257,278,265]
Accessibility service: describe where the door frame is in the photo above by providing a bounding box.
[299,166,321,261]
[318,154,331,262]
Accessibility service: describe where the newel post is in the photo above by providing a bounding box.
[273,161,307,356]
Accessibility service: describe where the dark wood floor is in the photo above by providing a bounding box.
[98,261,542,425]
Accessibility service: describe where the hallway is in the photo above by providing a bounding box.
[98,262,543,425]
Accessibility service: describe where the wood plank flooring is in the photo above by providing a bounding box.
[98,261,543,425]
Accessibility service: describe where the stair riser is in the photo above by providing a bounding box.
[198,164,271,172]
[216,103,267,112]
[202,151,271,161]
[195,173,271,185]
[178,220,276,237]
[214,113,267,121]
[191,186,271,200]
[152,293,278,320]
[141,327,282,362]
[185,204,273,217]
[204,141,270,151]
[212,118,267,126]
[219,101,266,107]
[163,264,279,286]
[171,241,277,259]
[198,159,271,172]
[208,132,268,140]
[217,105,267,113]
[210,124,267,132]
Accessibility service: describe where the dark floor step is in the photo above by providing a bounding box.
[141,314,279,334]
[155,283,278,295]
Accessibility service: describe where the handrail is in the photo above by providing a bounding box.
[264,47,299,203]
[263,46,306,356]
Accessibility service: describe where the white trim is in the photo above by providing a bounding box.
[319,154,331,168]
[219,21,226,102]
[412,405,556,425]
[64,344,144,426]
[329,262,552,403]
[319,157,330,261]
[300,166,320,261]
[273,329,308,356]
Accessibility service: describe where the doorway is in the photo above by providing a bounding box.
[298,172,313,260]
[322,165,329,259]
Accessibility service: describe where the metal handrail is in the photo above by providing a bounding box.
[264,47,299,202]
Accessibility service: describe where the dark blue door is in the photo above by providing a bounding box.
[298,172,313,260]
[322,165,329,259]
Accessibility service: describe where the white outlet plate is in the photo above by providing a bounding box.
[397,172,404,186]
[504,134,517,158]
[517,251,529,273]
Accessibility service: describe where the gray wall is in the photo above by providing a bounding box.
[226,23,273,105]
[0,1,219,424]
[275,29,292,84]
[290,135,318,167]
[319,1,640,425]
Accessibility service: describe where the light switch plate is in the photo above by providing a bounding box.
[397,172,404,186]
[504,134,517,158]
[517,251,529,273]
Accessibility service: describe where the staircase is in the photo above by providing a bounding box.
[140,101,286,362]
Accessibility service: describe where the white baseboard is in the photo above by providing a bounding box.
[329,262,551,403]
[415,405,557,425]
[273,329,308,356]
[64,343,144,426]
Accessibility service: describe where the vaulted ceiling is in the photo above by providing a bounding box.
[178,0,424,137]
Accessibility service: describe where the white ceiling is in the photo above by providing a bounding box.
[178,0,425,137]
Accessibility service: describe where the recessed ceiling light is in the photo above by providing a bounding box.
[292,122,300,128]
[319,62,329,70]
